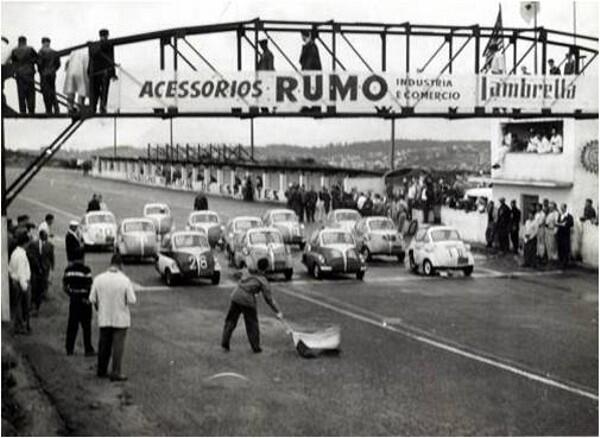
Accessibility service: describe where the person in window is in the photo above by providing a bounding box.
[299,30,321,71]
[548,59,561,75]
[538,132,552,154]
[549,128,563,153]
[526,131,540,153]
[493,130,512,169]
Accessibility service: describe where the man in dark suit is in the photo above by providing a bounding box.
[88,29,116,113]
[257,39,274,71]
[299,30,322,70]
[496,198,511,253]
[37,37,61,114]
[27,229,55,315]
[510,200,521,254]
[10,36,38,114]
[556,203,574,268]
[66,221,84,263]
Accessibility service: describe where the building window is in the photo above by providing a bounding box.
[501,121,564,154]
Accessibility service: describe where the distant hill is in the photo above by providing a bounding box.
[9,138,491,173]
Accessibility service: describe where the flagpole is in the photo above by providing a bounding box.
[534,9,538,74]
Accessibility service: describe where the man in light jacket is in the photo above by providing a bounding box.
[89,253,136,381]
[8,231,32,334]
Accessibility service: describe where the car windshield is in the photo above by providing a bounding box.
[173,234,208,248]
[272,212,296,222]
[369,219,394,230]
[430,229,461,242]
[235,219,260,231]
[87,214,115,224]
[249,231,283,245]
[123,221,153,232]
[322,232,354,245]
[191,213,218,223]
[336,211,360,221]
[146,206,168,215]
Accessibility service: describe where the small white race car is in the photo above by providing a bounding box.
[353,216,405,263]
[223,216,263,261]
[232,227,294,280]
[143,203,174,236]
[262,209,305,249]
[116,218,158,261]
[156,231,221,286]
[187,210,225,248]
[325,209,362,233]
[406,226,474,276]
[80,211,117,249]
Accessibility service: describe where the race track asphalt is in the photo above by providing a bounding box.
[5,167,598,436]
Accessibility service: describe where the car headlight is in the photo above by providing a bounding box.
[359,253,366,263]
[317,254,326,264]
[300,223,305,230]
[464,243,471,251]
[242,247,249,256]
[214,261,221,271]
[171,261,179,270]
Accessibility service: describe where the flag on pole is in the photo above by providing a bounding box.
[520,1,540,24]
[482,4,505,72]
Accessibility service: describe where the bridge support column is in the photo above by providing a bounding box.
[320,175,325,188]
[204,167,211,191]
[261,172,267,199]
[280,173,287,199]
[192,167,198,190]
[216,168,224,191]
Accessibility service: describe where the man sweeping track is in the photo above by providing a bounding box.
[221,258,283,353]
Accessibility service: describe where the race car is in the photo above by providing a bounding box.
[325,209,362,233]
[115,218,158,261]
[187,210,225,249]
[353,216,405,263]
[262,208,305,249]
[406,226,474,276]
[223,216,263,261]
[143,203,174,236]
[156,231,221,286]
[80,211,117,249]
[232,227,293,280]
[302,228,367,280]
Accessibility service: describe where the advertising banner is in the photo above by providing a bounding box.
[115,70,598,114]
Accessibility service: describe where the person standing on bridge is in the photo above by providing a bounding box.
[257,39,274,71]
[221,258,283,353]
[37,37,61,114]
[89,253,136,381]
[63,248,95,356]
[9,36,38,114]
[66,220,84,263]
[88,29,117,114]
[299,30,321,71]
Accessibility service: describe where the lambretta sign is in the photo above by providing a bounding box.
[120,71,597,113]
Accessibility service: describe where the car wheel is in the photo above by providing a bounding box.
[397,252,405,264]
[165,269,175,286]
[356,270,365,281]
[423,259,435,276]
[284,269,293,281]
[409,252,418,273]
[463,266,474,277]
[211,271,221,285]
[361,246,372,261]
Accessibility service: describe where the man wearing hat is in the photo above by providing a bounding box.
[63,247,95,356]
[9,36,38,114]
[88,29,117,114]
[66,220,84,263]
[257,39,274,71]
[38,37,61,114]
[299,29,322,71]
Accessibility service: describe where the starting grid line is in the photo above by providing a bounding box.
[277,286,599,402]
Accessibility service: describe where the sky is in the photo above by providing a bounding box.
[1,0,598,151]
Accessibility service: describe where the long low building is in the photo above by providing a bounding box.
[91,155,386,201]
